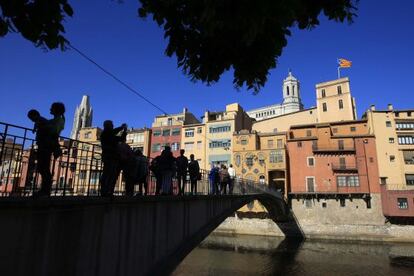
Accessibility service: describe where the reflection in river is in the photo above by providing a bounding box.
[173,234,414,275]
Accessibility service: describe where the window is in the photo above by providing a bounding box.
[322,103,327,112]
[338,140,344,150]
[369,157,374,163]
[292,85,295,95]
[350,126,356,132]
[197,127,202,134]
[209,139,231,148]
[339,157,346,168]
[307,157,315,167]
[386,121,392,127]
[398,136,414,145]
[380,177,387,185]
[322,202,327,208]
[406,174,414,185]
[339,99,344,109]
[306,130,312,137]
[259,175,266,184]
[403,151,414,164]
[273,128,278,133]
[167,118,173,126]
[337,86,342,94]
[321,89,326,98]
[241,139,248,145]
[286,86,290,96]
[389,137,395,144]
[162,143,170,149]
[184,142,194,150]
[246,156,254,167]
[396,122,414,130]
[337,175,360,187]
[185,128,194,137]
[397,198,408,209]
[171,142,180,151]
[270,150,283,163]
[297,141,302,148]
[305,199,313,208]
[235,154,241,167]
[84,132,91,139]
[306,177,315,192]
[408,112,412,117]
[152,143,161,152]
[277,139,283,148]
[90,170,102,185]
[390,155,395,162]
[332,128,338,134]
[153,130,161,137]
[197,141,202,149]
[395,112,400,117]
[162,129,171,136]
[172,128,181,136]
[268,139,274,148]
[209,124,231,133]
[79,170,87,180]
[258,154,265,166]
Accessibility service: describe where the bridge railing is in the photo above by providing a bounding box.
[0,121,279,197]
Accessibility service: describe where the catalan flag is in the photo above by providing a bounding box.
[338,58,352,68]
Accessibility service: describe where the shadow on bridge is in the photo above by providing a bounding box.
[0,194,302,276]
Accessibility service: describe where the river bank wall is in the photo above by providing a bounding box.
[214,195,414,242]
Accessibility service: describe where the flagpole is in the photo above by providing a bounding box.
[337,66,341,79]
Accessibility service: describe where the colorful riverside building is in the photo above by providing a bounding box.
[286,120,385,225]
[150,108,200,159]
[232,130,287,194]
[364,105,414,220]
[203,103,253,168]
[181,122,206,170]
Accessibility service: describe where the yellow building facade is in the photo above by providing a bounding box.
[181,123,207,170]
[364,105,414,190]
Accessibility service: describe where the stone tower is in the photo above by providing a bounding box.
[282,70,303,113]
[70,95,93,140]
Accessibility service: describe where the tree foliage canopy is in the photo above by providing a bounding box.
[1,0,357,92]
[0,0,73,50]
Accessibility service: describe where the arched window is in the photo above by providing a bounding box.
[292,85,295,95]
[259,175,266,184]
[286,86,290,96]
[235,154,241,167]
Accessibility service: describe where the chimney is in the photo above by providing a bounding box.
[387,104,393,111]
[370,105,376,111]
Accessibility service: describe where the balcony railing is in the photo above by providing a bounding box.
[312,145,356,153]
[0,122,278,198]
[331,163,358,172]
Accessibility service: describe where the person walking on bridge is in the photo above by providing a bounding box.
[176,149,188,195]
[100,120,127,197]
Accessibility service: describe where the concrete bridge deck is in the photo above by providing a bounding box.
[0,195,301,276]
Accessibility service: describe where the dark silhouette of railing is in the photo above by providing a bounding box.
[0,122,281,198]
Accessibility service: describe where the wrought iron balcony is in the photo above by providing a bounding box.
[312,145,355,153]
[331,163,358,172]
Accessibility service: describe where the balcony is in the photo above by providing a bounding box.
[312,145,355,153]
[331,163,358,172]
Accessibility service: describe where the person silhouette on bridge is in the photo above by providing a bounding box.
[158,146,176,195]
[176,149,188,195]
[150,155,162,195]
[188,154,200,195]
[100,120,127,197]
[228,164,236,195]
[27,102,65,197]
[133,149,149,196]
[219,164,230,195]
[208,163,220,195]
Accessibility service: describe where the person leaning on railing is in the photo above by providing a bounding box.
[100,120,127,197]
[27,102,65,197]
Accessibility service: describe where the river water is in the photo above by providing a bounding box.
[173,234,414,275]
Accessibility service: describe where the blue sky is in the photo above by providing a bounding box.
[1,0,413,137]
